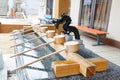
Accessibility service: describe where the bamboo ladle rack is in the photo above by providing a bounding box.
[10,35,66,58]
[10,34,46,48]
[10,26,48,41]
[10,29,55,48]
[9,41,79,73]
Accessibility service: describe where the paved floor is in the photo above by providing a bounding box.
[0,33,120,80]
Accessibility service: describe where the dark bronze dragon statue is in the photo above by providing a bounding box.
[52,13,80,40]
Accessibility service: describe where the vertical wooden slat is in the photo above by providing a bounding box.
[101,0,108,31]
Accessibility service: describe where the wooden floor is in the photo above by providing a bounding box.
[0,33,120,80]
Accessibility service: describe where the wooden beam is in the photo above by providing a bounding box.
[52,0,69,34]
[52,60,80,77]
[86,57,108,72]
[67,53,96,77]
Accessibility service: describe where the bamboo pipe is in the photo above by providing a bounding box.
[23,26,33,31]
[9,41,79,72]
[34,27,48,36]
[18,28,33,33]
[10,34,46,48]
[33,25,48,33]
[39,27,48,33]
[10,35,66,58]
[46,30,55,38]
[10,48,66,73]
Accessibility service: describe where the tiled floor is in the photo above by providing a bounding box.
[81,35,120,66]
[0,34,120,80]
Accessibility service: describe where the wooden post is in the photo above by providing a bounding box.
[53,0,69,34]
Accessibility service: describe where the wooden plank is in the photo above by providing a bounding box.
[67,53,96,77]
[76,25,108,35]
[86,57,108,72]
[52,60,80,77]
[0,19,31,33]
[76,26,97,35]
[23,26,33,30]
[0,24,23,33]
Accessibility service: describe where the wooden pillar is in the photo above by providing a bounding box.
[53,0,69,34]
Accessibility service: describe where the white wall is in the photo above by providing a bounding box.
[107,0,120,41]
[70,0,120,42]
[39,0,47,19]
[70,0,81,25]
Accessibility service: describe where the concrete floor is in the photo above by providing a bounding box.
[0,33,120,80]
